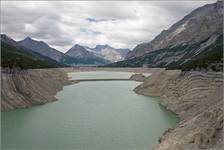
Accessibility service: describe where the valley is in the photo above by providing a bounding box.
[1,1,223,150]
[2,70,178,150]
[1,67,222,149]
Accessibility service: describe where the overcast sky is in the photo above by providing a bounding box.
[1,1,215,52]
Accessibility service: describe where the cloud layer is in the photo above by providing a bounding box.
[1,1,214,52]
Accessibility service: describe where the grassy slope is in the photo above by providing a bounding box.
[1,42,66,69]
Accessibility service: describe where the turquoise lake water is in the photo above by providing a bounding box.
[1,71,178,150]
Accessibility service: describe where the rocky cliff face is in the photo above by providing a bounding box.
[1,68,73,111]
[127,1,223,59]
[134,70,223,149]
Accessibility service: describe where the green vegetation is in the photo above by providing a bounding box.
[1,42,66,69]
[177,35,223,71]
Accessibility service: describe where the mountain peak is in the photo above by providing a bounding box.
[24,36,32,41]
[74,44,82,47]
[95,44,112,50]
[1,34,11,41]
[18,36,64,62]
[70,44,86,51]
[21,37,50,48]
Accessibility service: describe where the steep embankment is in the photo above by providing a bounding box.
[134,70,223,150]
[1,68,74,111]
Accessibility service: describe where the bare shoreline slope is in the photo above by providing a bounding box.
[1,68,74,111]
[1,68,223,150]
[1,67,161,112]
[134,70,223,150]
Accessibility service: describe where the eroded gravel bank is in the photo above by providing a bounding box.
[134,70,223,150]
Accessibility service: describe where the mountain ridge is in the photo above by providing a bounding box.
[18,37,67,62]
[1,34,65,69]
[18,36,130,65]
[107,1,223,71]
[84,44,130,63]
[65,44,109,65]
[126,1,222,59]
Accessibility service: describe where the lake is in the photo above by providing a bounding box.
[1,71,178,150]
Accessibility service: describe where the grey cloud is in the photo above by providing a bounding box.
[1,1,215,51]
[47,37,74,47]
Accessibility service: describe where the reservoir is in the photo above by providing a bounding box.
[1,71,178,150]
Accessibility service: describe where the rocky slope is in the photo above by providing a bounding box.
[110,1,223,71]
[127,1,222,59]
[1,68,74,111]
[85,45,130,63]
[107,34,223,72]
[18,37,85,65]
[134,70,223,150]
[1,34,65,69]
[19,37,66,62]
[65,44,109,65]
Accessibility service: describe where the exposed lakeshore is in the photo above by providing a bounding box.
[1,67,223,149]
[134,70,223,150]
[1,67,162,111]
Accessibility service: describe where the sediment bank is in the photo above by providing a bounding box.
[1,67,160,112]
[134,70,223,150]
[2,67,222,149]
[1,68,74,111]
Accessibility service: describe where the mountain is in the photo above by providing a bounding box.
[18,37,105,65]
[1,34,65,69]
[65,44,109,65]
[108,1,223,71]
[18,36,130,65]
[85,44,130,63]
[18,37,67,62]
[115,48,130,58]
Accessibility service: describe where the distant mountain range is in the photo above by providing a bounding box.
[107,1,223,71]
[1,1,222,71]
[1,33,130,68]
[18,36,130,65]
